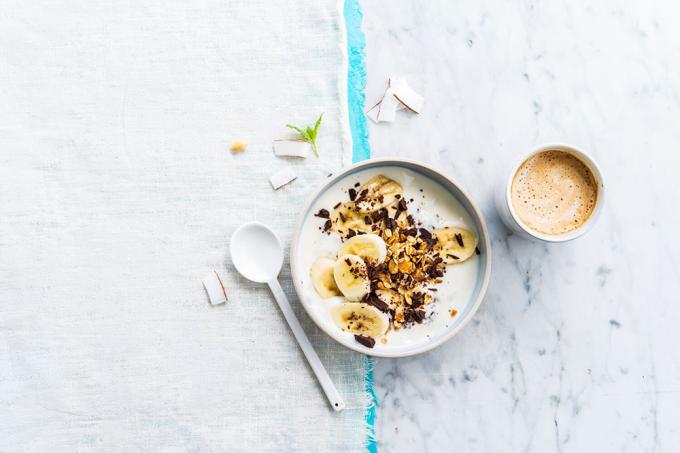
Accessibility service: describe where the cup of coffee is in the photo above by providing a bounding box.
[495,143,604,242]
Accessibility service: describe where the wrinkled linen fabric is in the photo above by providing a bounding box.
[0,0,369,451]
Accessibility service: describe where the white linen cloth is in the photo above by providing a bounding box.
[0,0,369,451]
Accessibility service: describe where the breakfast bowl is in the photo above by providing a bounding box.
[290,158,491,358]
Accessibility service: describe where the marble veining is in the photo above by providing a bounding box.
[361,0,680,451]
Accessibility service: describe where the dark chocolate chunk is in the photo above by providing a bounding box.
[348,188,357,201]
[403,308,426,324]
[455,233,464,247]
[364,292,390,313]
[354,182,361,187]
[323,219,332,232]
[315,209,330,219]
[339,212,346,223]
[354,334,375,348]
[475,247,481,255]
[354,189,369,204]
[394,198,408,219]
[411,292,425,307]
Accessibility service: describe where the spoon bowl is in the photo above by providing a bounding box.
[230,222,284,283]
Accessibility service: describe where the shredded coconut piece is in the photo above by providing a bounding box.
[273,140,311,158]
[202,270,228,305]
[269,167,297,189]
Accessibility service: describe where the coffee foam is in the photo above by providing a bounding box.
[511,150,598,236]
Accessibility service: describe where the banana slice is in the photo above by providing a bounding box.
[333,254,371,301]
[432,227,478,264]
[354,175,404,213]
[330,202,372,235]
[337,234,387,264]
[310,257,342,299]
[331,302,390,338]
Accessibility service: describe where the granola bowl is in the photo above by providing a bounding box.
[290,158,491,357]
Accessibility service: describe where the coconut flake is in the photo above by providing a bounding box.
[388,77,406,110]
[367,77,424,123]
[392,82,424,114]
[377,88,399,122]
[202,270,228,305]
[366,103,380,123]
[273,140,311,158]
[269,167,297,189]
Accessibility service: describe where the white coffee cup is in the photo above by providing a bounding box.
[495,143,605,242]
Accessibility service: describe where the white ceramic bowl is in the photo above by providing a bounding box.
[290,158,492,358]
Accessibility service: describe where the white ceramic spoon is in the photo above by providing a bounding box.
[229,221,345,412]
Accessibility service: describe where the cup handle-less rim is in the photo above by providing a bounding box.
[503,142,605,243]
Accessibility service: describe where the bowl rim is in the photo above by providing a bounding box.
[290,157,492,358]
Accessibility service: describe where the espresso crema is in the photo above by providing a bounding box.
[511,150,598,235]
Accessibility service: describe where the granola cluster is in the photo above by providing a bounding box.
[326,192,447,330]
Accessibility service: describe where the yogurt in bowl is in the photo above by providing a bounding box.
[291,159,491,357]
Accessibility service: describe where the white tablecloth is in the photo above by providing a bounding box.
[0,0,370,451]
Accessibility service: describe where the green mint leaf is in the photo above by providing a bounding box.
[286,124,304,135]
[284,113,323,157]
[313,113,323,134]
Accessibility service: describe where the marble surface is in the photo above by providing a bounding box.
[361,1,680,451]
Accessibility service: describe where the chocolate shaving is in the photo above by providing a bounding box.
[455,233,464,247]
[348,188,357,201]
[475,247,481,255]
[344,258,352,266]
[447,254,460,260]
[315,209,330,219]
[354,182,360,188]
[323,219,332,232]
[339,212,346,223]
[354,334,375,348]
[347,229,357,238]
[333,202,341,209]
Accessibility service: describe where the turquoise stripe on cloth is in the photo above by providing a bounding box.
[345,0,370,165]
[343,1,377,452]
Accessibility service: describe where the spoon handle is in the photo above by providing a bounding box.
[267,279,346,412]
